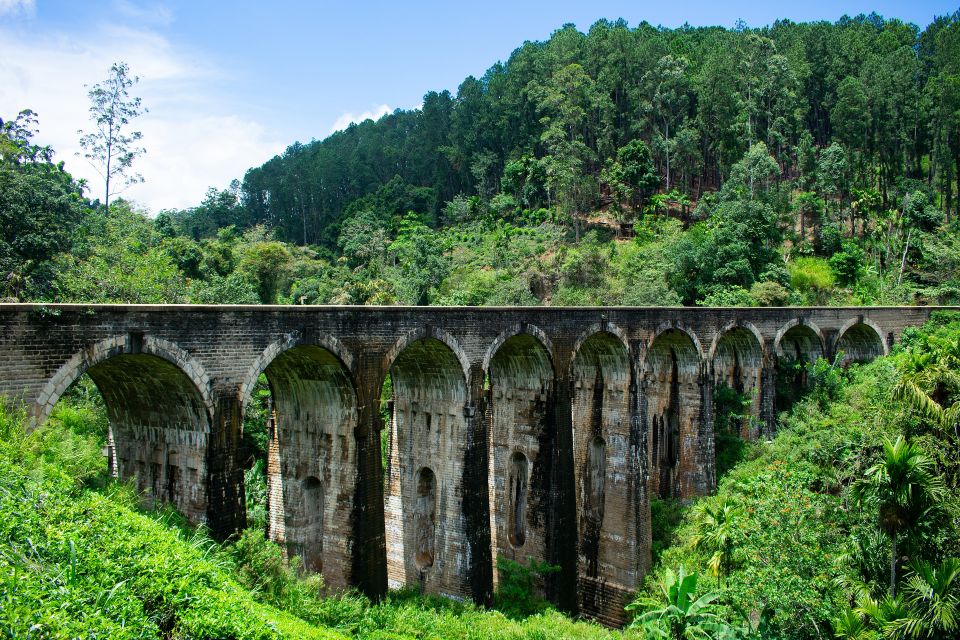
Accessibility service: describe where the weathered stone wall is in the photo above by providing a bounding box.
[262,345,357,590]
[487,333,554,588]
[0,303,941,625]
[571,330,639,625]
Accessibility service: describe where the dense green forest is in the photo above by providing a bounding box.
[4,12,960,308]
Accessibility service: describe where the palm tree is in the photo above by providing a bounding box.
[893,333,960,437]
[832,607,876,640]
[851,437,945,596]
[889,558,960,639]
[691,498,739,588]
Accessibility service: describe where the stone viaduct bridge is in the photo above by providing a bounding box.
[0,304,938,624]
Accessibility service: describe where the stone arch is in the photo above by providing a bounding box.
[238,331,355,412]
[382,327,471,387]
[710,324,765,440]
[644,327,705,499]
[482,323,554,374]
[707,321,764,362]
[33,334,214,427]
[650,321,706,364]
[36,334,214,524]
[383,336,470,597]
[773,319,826,361]
[569,322,630,378]
[252,340,359,590]
[570,331,635,610]
[835,318,887,365]
[774,319,827,413]
[485,330,554,576]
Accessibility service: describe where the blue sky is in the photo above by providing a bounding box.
[1,0,957,212]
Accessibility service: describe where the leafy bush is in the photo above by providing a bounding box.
[828,241,865,286]
[493,557,561,619]
[0,399,341,639]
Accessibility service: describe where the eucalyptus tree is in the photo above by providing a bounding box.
[77,62,147,214]
[642,55,692,191]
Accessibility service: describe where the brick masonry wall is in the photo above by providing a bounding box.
[0,303,944,624]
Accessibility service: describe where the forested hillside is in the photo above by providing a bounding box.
[4,12,960,309]
[229,15,960,246]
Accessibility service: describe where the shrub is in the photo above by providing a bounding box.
[493,557,560,619]
[828,241,864,286]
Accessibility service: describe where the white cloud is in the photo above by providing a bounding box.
[329,104,392,135]
[0,20,285,213]
[0,0,34,16]
[113,1,173,26]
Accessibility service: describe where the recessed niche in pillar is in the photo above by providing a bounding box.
[301,475,324,573]
[507,451,529,548]
[585,436,606,524]
[414,466,437,570]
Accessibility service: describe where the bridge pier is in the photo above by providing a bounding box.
[208,395,247,539]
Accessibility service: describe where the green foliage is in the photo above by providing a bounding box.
[651,316,960,638]
[829,241,866,286]
[53,202,190,303]
[0,399,341,639]
[627,566,735,638]
[239,237,294,304]
[603,139,660,217]
[651,498,688,563]
[789,257,836,303]
[493,557,560,619]
[713,384,752,477]
[0,110,87,300]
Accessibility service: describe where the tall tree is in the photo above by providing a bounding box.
[852,436,945,596]
[642,55,692,191]
[0,110,86,299]
[77,62,147,214]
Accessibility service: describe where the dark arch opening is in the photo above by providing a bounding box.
[775,324,824,413]
[384,337,467,593]
[80,354,212,522]
[253,344,357,588]
[836,322,884,366]
[713,327,764,445]
[487,333,552,572]
[646,329,699,499]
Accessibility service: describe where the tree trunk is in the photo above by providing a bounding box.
[898,227,913,287]
[890,533,898,596]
